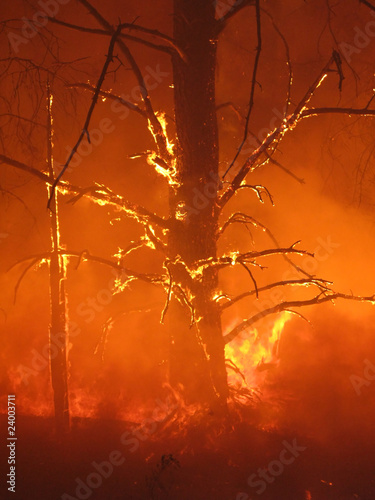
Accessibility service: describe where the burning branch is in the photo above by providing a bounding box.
[9,250,163,288]
[0,154,168,229]
[194,242,313,272]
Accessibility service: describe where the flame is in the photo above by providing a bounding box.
[225,311,291,387]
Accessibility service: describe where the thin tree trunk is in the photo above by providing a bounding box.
[47,85,70,431]
[168,0,229,406]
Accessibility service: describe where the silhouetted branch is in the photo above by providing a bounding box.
[301,106,375,118]
[195,242,313,271]
[216,0,255,32]
[359,0,375,11]
[77,0,172,164]
[66,83,147,117]
[219,53,351,208]
[218,212,313,278]
[9,250,163,285]
[223,0,261,178]
[224,292,375,343]
[48,24,122,207]
[220,278,333,311]
[0,154,169,228]
[49,17,185,59]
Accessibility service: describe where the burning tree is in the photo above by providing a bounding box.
[1,0,375,429]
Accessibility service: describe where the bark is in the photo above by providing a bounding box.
[167,0,229,406]
[47,88,70,432]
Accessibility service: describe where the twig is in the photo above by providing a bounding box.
[66,83,147,118]
[48,24,122,208]
[220,278,333,311]
[222,0,261,179]
[224,291,375,343]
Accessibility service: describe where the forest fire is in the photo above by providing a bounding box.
[2,0,375,499]
[225,312,291,387]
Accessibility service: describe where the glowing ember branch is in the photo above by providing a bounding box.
[194,242,313,272]
[10,250,163,290]
[0,153,169,230]
[236,183,274,204]
[61,182,169,229]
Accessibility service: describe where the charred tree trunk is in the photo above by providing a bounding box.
[168,0,229,406]
[47,87,70,432]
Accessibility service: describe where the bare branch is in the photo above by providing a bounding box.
[219,53,342,208]
[48,17,185,59]
[220,278,333,311]
[301,105,375,118]
[195,242,313,272]
[239,261,259,298]
[218,212,313,278]
[216,0,255,33]
[224,292,375,343]
[261,8,292,116]
[223,0,261,178]
[48,24,122,207]
[0,154,50,183]
[76,0,172,164]
[13,257,42,304]
[234,184,274,204]
[359,0,375,11]
[0,154,169,228]
[9,250,163,285]
[66,83,147,118]
[161,260,173,323]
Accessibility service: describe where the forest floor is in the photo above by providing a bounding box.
[0,408,374,500]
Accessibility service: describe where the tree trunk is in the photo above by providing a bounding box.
[167,0,229,406]
[47,87,70,432]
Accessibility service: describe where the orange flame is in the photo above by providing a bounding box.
[225,312,291,387]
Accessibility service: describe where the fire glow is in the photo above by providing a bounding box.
[225,312,291,387]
